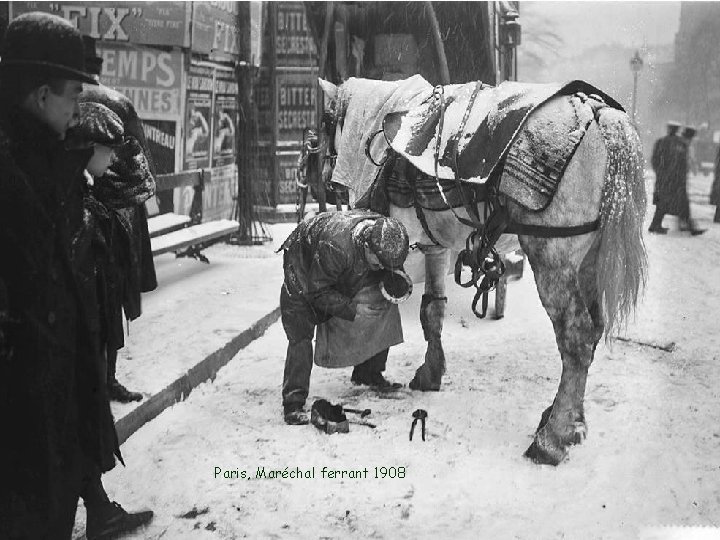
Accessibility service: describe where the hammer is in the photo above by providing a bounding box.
[343,407,372,419]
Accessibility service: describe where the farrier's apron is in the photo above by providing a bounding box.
[314,283,403,368]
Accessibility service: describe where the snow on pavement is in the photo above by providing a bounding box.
[83,177,719,539]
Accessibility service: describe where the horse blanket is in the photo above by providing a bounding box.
[334,77,622,211]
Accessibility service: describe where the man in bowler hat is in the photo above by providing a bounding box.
[0,12,145,540]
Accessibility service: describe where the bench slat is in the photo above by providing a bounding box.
[147,213,192,238]
[151,219,239,256]
[155,169,205,192]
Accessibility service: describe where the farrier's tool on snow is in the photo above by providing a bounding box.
[343,407,372,418]
[409,409,427,441]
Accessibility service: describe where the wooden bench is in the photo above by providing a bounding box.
[147,169,239,263]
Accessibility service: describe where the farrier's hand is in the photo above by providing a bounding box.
[355,303,386,317]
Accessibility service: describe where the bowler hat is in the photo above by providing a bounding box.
[682,126,697,139]
[0,12,97,85]
[82,35,103,76]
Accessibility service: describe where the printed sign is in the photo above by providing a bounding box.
[255,68,274,143]
[9,2,190,47]
[274,2,317,68]
[204,164,237,221]
[276,72,318,145]
[212,71,239,168]
[175,164,237,221]
[277,151,302,205]
[191,1,240,58]
[97,42,182,121]
[143,119,177,174]
[184,64,214,169]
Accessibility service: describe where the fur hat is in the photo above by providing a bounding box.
[0,12,97,85]
[366,217,410,270]
[67,102,125,149]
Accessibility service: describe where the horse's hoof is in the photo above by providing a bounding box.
[408,367,441,392]
[564,421,587,446]
[524,427,568,466]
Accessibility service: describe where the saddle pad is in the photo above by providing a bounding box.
[383,80,623,185]
[385,155,482,210]
[499,93,596,211]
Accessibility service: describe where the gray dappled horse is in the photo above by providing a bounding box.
[320,77,647,465]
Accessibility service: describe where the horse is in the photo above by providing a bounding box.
[319,77,647,465]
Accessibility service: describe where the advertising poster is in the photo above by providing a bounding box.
[274,2,317,68]
[10,2,191,48]
[97,42,182,121]
[191,1,240,59]
[184,64,214,170]
[255,68,274,143]
[276,71,318,146]
[203,165,238,222]
[277,151,302,205]
[142,119,177,174]
[212,71,239,168]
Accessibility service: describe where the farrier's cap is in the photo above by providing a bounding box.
[0,12,97,85]
[367,217,410,270]
[66,102,124,149]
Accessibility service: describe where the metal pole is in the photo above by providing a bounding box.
[632,70,638,124]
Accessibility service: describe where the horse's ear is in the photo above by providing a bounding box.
[318,78,338,101]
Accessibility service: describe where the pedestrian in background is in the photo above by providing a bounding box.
[711,143,720,223]
[81,36,158,403]
[649,121,705,235]
[678,126,706,235]
[0,12,117,538]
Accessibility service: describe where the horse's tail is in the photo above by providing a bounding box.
[595,108,648,339]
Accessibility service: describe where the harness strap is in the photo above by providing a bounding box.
[506,219,600,237]
[407,166,443,245]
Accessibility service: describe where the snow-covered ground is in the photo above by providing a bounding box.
[78,173,719,539]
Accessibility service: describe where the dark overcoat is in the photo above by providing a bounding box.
[711,146,720,206]
[280,210,383,324]
[0,109,118,536]
[651,134,690,216]
[81,85,157,333]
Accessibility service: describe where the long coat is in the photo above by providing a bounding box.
[711,146,720,206]
[651,134,690,216]
[0,109,118,536]
[80,85,157,339]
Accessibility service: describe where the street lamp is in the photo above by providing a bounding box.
[630,50,644,124]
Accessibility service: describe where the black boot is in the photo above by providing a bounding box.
[283,403,309,425]
[108,376,143,402]
[351,349,402,390]
[86,501,153,540]
[107,347,143,402]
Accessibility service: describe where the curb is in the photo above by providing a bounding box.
[115,307,281,445]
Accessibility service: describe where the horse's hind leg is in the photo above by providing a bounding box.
[409,246,449,391]
[522,235,604,465]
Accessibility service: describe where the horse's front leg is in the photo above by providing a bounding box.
[409,245,449,391]
[522,236,604,465]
